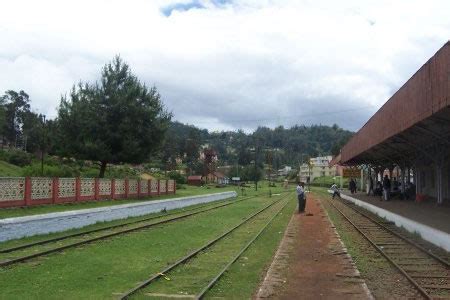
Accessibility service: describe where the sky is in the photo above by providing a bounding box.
[1,0,449,132]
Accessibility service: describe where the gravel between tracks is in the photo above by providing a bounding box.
[320,195,425,299]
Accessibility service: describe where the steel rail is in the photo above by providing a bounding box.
[327,199,432,300]
[341,199,450,268]
[119,195,290,299]
[0,195,254,254]
[0,196,259,268]
[196,197,291,299]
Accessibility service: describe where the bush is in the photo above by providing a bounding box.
[176,183,186,189]
[0,150,33,167]
[22,163,75,177]
[168,171,187,184]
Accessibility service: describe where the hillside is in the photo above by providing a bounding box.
[160,122,354,169]
[0,161,23,177]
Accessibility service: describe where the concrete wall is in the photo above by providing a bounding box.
[341,194,450,252]
[0,191,237,242]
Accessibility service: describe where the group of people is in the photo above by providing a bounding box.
[368,175,416,201]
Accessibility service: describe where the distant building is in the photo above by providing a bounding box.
[299,156,336,182]
[278,166,292,176]
[187,175,203,186]
[203,172,229,185]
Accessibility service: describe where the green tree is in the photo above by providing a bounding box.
[22,111,45,153]
[0,97,6,146]
[1,90,31,146]
[56,56,172,177]
[184,129,201,175]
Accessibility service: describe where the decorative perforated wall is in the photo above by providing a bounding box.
[58,178,76,198]
[99,179,112,196]
[115,179,125,195]
[0,177,25,202]
[31,178,53,200]
[80,178,95,197]
[159,180,167,193]
[168,180,175,192]
[128,179,138,194]
[140,180,148,194]
[150,180,158,193]
[0,177,175,208]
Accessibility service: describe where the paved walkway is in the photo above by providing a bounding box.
[342,192,450,234]
[256,194,372,299]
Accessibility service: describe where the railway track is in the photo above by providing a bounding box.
[120,194,292,299]
[327,197,450,300]
[0,195,261,268]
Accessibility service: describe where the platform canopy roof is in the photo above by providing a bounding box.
[340,42,450,166]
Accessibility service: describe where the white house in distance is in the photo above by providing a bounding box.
[299,155,337,183]
[278,166,292,176]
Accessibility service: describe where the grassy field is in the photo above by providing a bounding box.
[0,192,295,299]
[0,160,23,177]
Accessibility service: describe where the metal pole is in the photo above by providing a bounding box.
[41,115,46,176]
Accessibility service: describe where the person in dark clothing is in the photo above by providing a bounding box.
[382,175,391,201]
[349,178,357,194]
[393,177,399,191]
[375,181,382,196]
[368,176,374,196]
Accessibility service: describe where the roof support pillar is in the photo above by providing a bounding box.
[436,163,443,205]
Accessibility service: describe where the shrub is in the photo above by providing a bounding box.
[21,163,75,177]
[168,171,187,184]
[2,150,32,167]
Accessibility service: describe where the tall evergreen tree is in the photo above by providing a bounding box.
[56,56,172,177]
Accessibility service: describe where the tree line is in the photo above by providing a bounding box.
[160,121,353,174]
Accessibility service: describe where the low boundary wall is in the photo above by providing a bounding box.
[0,177,176,208]
[341,193,450,252]
[0,191,237,242]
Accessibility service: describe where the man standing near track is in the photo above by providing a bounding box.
[296,182,306,213]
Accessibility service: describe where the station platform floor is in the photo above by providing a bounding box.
[341,192,450,234]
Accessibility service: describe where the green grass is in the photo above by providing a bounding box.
[0,160,23,177]
[132,196,295,298]
[205,195,295,299]
[0,195,290,299]
[0,182,290,219]
[0,196,245,258]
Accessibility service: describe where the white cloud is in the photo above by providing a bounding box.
[0,0,449,131]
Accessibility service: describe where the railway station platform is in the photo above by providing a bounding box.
[339,191,450,251]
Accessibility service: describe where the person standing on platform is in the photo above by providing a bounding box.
[349,178,357,194]
[368,176,374,196]
[382,175,391,201]
[296,182,306,213]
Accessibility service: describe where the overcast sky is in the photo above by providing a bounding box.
[1,0,449,132]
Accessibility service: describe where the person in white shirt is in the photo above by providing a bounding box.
[296,182,306,213]
[331,183,340,199]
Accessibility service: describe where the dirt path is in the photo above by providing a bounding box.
[256,194,372,299]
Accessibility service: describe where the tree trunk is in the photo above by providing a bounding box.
[99,161,107,178]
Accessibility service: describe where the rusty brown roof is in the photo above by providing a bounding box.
[341,42,450,164]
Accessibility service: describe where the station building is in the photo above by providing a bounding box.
[336,42,450,205]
